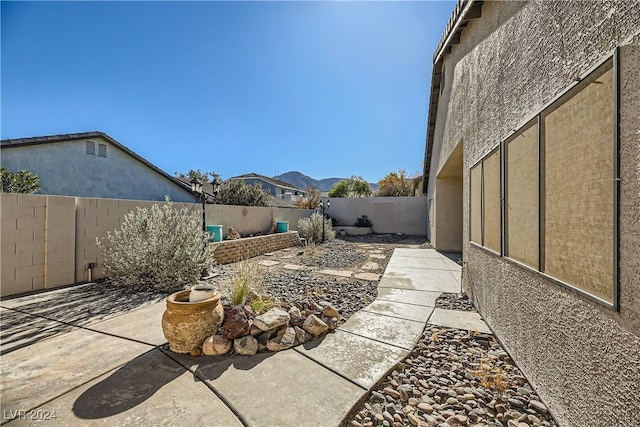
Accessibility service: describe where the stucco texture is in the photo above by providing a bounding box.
[1,138,193,202]
[426,1,640,425]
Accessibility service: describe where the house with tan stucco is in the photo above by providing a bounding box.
[423,1,640,424]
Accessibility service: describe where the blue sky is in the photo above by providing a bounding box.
[1,1,454,184]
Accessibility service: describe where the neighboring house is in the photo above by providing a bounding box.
[1,132,194,202]
[229,173,307,202]
[423,1,639,425]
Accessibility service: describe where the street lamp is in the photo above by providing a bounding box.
[190,178,206,232]
[319,198,331,242]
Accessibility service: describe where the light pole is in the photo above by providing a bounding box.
[191,176,222,280]
[319,198,331,242]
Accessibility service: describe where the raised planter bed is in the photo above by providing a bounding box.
[210,231,301,265]
[333,226,372,236]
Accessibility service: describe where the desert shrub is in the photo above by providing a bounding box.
[354,215,372,227]
[249,296,277,315]
[297,212,335,243]
[229,258,265,306]
[97,200,214,292]
[296,186,321,209]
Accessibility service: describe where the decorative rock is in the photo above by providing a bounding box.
[528,400,548,413]
[288,306,305,327]
[253,308,290,331]
[303,314,329,336]
[322,304,339,318]
[202,335,232,356]
[249,324,262,336]
[190,347,201,356]
[407,413,419,426]
[322,316,339,330]
[222,306,251,339]
[383,387,401,399]
[417,402,433,414]
[233,335,258,355]
[294,326,308,344]
[267,327,296,351]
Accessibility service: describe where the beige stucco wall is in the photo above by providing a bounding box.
[1,194,313,297]
[426,1,640,425]
[327,197,427,236]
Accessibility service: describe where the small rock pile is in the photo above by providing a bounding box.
[435,293,476,312]
[346,325,557,427]
[196,303,340,357]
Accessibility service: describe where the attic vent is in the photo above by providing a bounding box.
[86,141,95,155]
[98,143,107,158]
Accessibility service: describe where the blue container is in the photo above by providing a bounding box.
[276,221,289,233]
[206,225,223,242]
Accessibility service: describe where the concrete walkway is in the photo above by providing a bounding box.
[0,248,490,426]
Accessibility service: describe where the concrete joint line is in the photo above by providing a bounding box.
[159,348,250,427]
[337,327,425,352]
[293,347,368,392]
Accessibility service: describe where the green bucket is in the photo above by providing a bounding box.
[276,221,289,233]
[206,225,223,242]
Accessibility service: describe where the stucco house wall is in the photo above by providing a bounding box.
[425,1,640,425]
[1,134,194,202]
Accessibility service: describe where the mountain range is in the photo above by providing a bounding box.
[273,171,379,192]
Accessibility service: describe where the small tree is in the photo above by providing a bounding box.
[377,169,414,197]
[296,186,322,209]
[328,176,372,198]
[176,169,217,183]
[215,180,272,207]
[97,200,214,292]
[297,212,335,243]
[1,168,40,194]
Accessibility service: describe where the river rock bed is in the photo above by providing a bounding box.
[346,324,557,427]
[435,293,476,312]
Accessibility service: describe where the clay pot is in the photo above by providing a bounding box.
[162,290,224,354]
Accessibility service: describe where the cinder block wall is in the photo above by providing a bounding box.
[1,194,313,297]
[212,231,301,264]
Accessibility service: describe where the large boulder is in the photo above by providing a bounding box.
[233,335,258,355]
[267,327,296,351]
[202,335,232,356]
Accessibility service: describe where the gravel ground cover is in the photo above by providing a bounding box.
[435,293,476,312]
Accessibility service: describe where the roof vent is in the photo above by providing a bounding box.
[86,141,95,155]
[98,143,107,158]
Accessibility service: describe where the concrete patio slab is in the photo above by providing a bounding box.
[86,302,167,346]
[392,248,444,259]
[167,349,365,427]
[354,272,380,281]
[386,256,449,270]
[318,269,353,278]
[362,300,434,323]
[376,288,441,307]
[428,308,492,334]
[0,284,94,310]
[378,269,461,293]
[9,349,243,427]
[296,330,409,389]
[339,310,426,350]
[0,284,164,328]
[0,308,80,355]
[1,329,152,415]
[441,256,462,271]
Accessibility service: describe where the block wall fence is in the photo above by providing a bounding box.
[0,193,312,297]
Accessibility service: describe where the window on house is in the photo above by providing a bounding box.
[473,56,616,306]
[505,119,539,269]
[469,148,500,253]
[86,141,95,155]
[541,58,614,303]
[98,143,107,158]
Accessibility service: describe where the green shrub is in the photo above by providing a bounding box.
[215,180,272,207]
[249,296,277,315]
[1,167,40,194]
[354,215,372,227]
[96,200,214,292]
[297,212,335,242]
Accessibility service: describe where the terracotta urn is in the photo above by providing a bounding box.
[162,290,224,354]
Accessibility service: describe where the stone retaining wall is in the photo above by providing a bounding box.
[211,232,301,264]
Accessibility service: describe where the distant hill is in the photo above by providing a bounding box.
[274,171,378,192]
